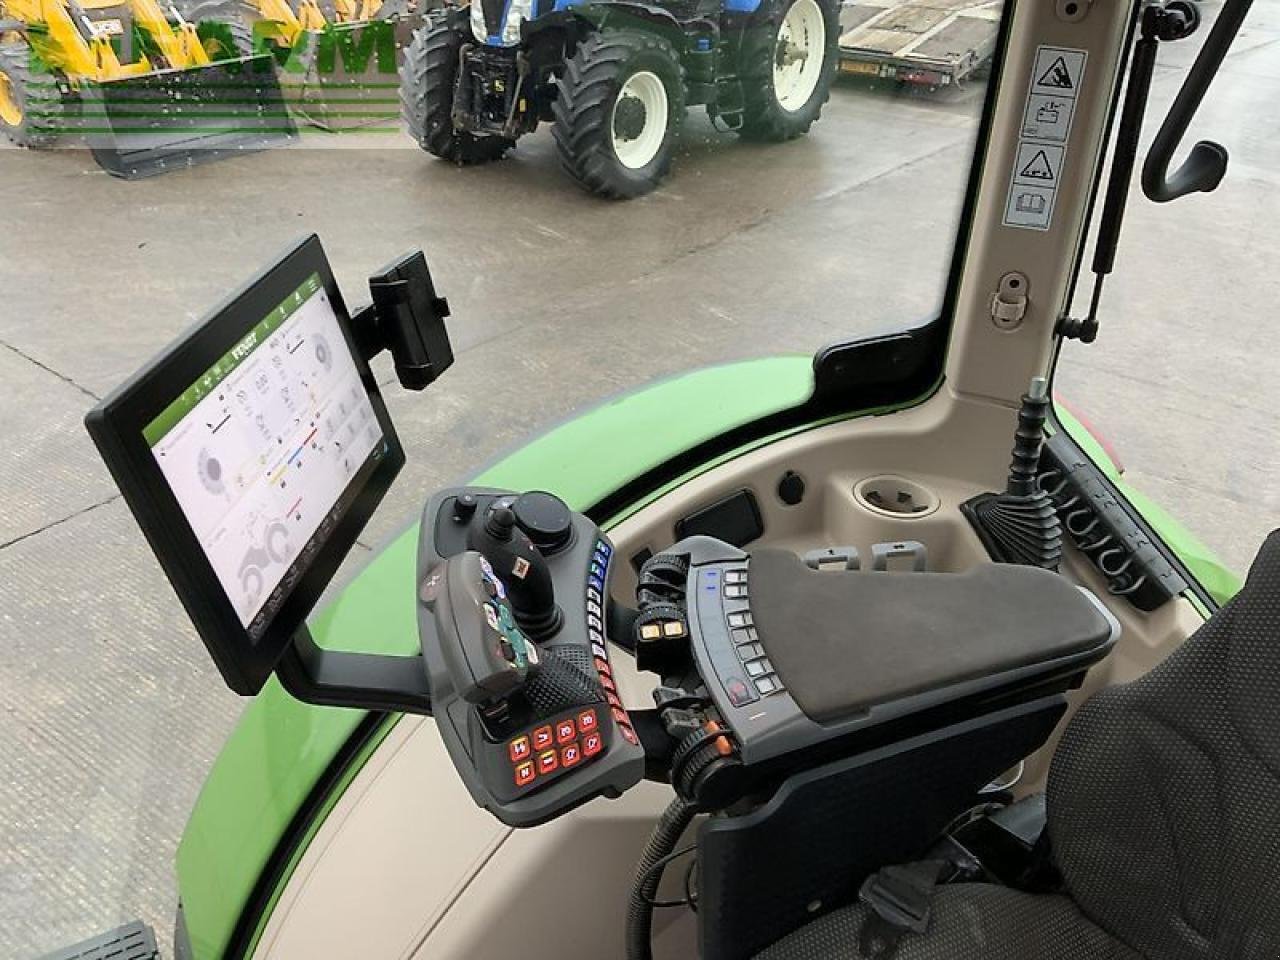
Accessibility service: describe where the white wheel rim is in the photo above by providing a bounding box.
[610,70,668,171]
[773,0,825,112]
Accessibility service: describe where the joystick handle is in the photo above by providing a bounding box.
[421,551,540,705]
[468,504,564,641]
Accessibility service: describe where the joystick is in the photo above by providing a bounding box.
[421,551,540,706]
[467,503,564,640]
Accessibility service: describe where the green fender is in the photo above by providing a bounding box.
[175,357,815,959]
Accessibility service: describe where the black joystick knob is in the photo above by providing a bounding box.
[486,504,518,538]
[512,491,573,554]
[453,493,479,523]
[468,504,563,641]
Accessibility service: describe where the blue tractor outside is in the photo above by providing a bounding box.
[400,0,839,197]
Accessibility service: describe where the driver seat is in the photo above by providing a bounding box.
[756,531,1280,960]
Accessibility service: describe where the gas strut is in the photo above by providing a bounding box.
[1057,0,1201,343]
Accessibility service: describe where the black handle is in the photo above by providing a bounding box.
[1142,0,1252,202]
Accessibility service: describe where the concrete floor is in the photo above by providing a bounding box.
[1,4,1278,955]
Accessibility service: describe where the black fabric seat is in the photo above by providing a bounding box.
[757,531,1280,960]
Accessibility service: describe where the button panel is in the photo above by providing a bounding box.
[504,706,605,795]
[496,537,639,799]
[585,539,638,748]
[693,563,789,715]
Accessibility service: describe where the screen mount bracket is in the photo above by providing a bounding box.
[350,250,455,392]
[276,626,433,715]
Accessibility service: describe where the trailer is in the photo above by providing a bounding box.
[837,0,1002,88]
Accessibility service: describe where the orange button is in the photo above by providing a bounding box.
[514,761,536,787]
[532,725,554,751]
[556,719,576,745]
[537,749,558,775]
[583,732,604,757]
[508,736,531,763]
[577,709,597,733]
[560,743,582,768]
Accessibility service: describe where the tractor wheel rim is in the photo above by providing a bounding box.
[773,0,825,112]
[0,70,23,128]
[611,70,668,171]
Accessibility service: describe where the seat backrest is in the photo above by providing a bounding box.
[1046,531,1280,959]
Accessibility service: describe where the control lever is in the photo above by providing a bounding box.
[468,504,565,640]
[421,551,540,705]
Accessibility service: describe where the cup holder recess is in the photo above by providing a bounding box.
[853,475,941,520]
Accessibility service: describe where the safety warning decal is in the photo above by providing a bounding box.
[1004,45,1087,231]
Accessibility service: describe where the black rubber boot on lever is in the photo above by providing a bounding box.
[961,378,1064,570]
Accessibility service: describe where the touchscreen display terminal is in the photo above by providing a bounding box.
[86,236,405,695]
[143,272,385,636]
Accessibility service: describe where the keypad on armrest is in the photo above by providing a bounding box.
[508,707,606,793]
[724,567,786,702]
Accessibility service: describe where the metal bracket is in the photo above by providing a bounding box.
[990,272,1029,330]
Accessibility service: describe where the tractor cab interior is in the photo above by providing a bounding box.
[72,0,1278,952]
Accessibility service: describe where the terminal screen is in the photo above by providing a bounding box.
[144,273,385,636]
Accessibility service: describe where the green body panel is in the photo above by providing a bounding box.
[1055,406,1241,605]
[175,357,815,960]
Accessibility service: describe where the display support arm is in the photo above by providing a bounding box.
[277,627,434,715]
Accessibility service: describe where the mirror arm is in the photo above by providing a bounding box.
[1141,0,1253,202]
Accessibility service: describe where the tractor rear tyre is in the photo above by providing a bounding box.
[400,21,514,165]
[0,42,66,148]
[736,0,838,142]
[184,1,258,58]
[196,20,256,60]
[552,30,685,199]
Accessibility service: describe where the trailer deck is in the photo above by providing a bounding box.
[838,0,1003,87]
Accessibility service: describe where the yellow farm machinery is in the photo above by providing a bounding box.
[0,0,294,175]
[0,0,424,176]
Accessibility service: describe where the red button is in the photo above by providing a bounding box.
[577,709,597,733]
[508,736,531,763]
[514,761,536,787]
[537,749,558,775]
[583,732,604,757]
[620,724,638,745]
[606,692,623,709]
[611,706,629,727]
[532,725,554,751]
[599,674,616,693]
[594,657,612,677]
[556,719,576,745]
[561,743,582,768]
